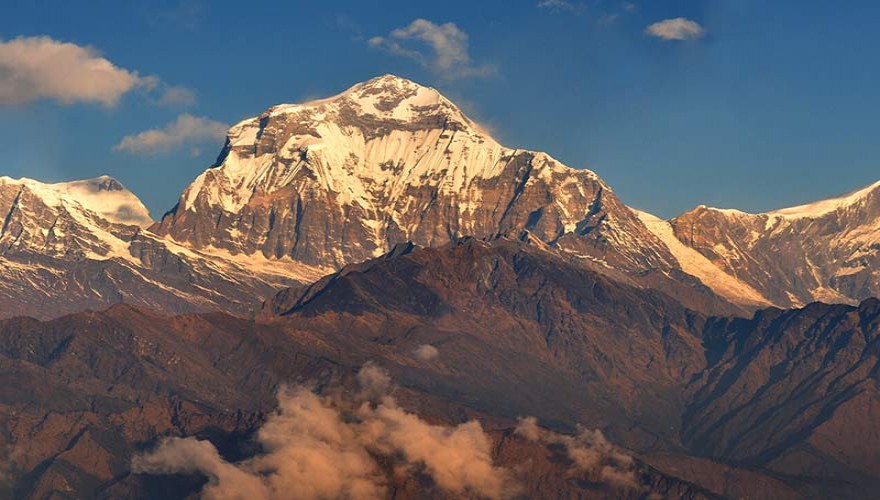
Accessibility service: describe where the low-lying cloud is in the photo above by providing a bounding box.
[515,416,641,490]
[0,36,193,107]
[134,364,517,499]
[369,19,495,80]
[114,113,228,155]
[645,18,706,41]
[413,344,439,360]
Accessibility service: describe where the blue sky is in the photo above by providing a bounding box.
[2,0,880,218]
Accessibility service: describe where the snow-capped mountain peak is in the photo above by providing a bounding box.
[154,75,676,279]
[0,175,154,264]
[188,73,504,216]
[271,74,472,125]
[0,175,152,228]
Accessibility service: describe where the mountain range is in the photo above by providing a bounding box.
[1,75,879,499]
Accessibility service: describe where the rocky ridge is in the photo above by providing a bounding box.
[643,180,880,308]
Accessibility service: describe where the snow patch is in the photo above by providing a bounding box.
[768,180,880,219]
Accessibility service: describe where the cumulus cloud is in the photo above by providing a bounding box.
[0,36,153,106]
[114,114,228,155]
[369,19,495,80]
[134,364,518,499]
[0,36,194,107]
[515,417,642,490]
[413,344,439,360]
[645,18,706,41]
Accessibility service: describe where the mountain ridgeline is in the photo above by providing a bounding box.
[2,75,880,319]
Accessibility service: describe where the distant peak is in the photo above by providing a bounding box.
[329,74,455,115]
[767,179,880,219]
[0,175,152,227]
[678,178,880,221]
[0,175,124,191]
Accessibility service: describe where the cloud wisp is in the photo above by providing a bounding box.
[515,417,642,490]
[157,85,197,107]
[537,0,583,12]
[413,344,439,360]
[369,19,495,80]
[134,364,518,500]
[645,18,706,41]
[114,114,227,155]
[0,36,194,107]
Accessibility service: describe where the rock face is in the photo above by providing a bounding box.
[651,181,880,308]
[684,298,880,498]
[266,237,709,449]
[153,74,678,277]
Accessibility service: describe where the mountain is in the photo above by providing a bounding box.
[151,74,743,314]
[153,74,671,271]
[0,176,320,320]
[640,180,880,308]
[3,238,876,499]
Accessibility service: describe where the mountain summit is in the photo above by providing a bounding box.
[152,74,679,280]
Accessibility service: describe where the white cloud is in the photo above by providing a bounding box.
[645,18,706,41]
[0,36,156,106]
[134,364,518,499]
[369,19,495,80]
[114,114,227,155]
[0,36,196,108]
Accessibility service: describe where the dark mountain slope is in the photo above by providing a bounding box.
[681,298,880,498]
[0,305,713,500]
[0,238,876,498]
